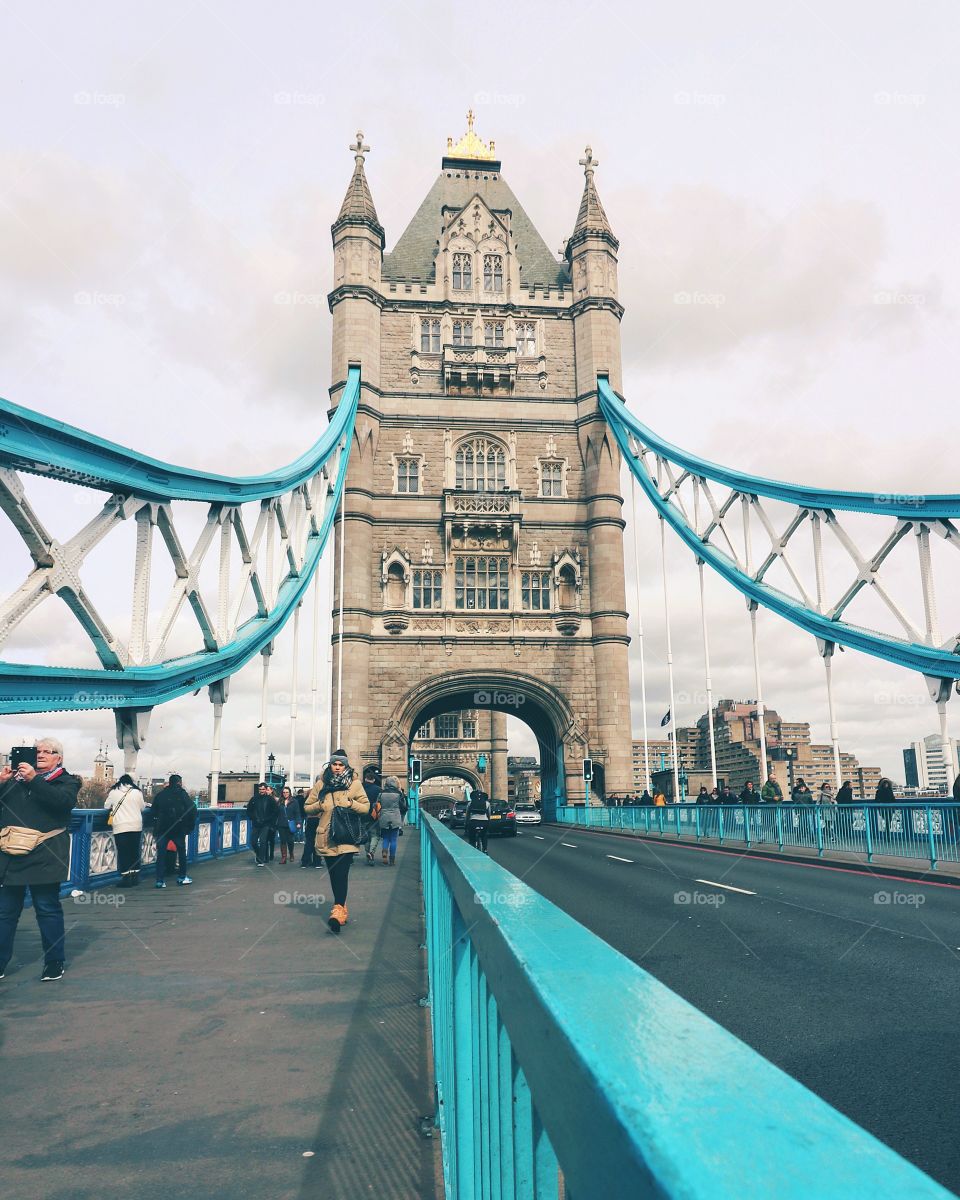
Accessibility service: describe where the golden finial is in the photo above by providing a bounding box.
[446,109,497,161]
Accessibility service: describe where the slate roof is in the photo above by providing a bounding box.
[382,171,569,287]
[335,157,382,229]
[572,171,612,239]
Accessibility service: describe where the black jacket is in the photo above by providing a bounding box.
[151,785,196,841]
[0,768,80,885]
[246,793,277,828]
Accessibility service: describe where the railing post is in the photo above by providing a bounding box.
[863,803,874,863]
[926,805,938,870]
[452,906,475,1200]
[742,804,751,848]
[718,806,725,844]
[675,805,681,839]
[815,805,824,857]
[497,1021,515,1200]
[775,805,784,851]
[695,806,701,840]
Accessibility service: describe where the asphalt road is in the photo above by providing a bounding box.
[483,823,960,1193]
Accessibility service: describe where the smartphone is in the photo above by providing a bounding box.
[11,746,37,770]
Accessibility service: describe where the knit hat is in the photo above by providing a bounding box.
[330,749,350,767]
[384,775,400,790]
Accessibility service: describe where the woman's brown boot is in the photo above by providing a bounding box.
[382,850,389,864]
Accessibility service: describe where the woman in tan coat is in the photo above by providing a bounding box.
[303,749,369,933]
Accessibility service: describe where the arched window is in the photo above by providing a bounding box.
[452,320,473,346]
[455,436,506,492]
[452,252,472,290]
[483,254,503,292]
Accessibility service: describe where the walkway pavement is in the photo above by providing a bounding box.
[0,837,439,1200]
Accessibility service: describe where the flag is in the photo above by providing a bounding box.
[660,709,671,727]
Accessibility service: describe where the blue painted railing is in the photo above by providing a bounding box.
[63,805,252,896]
[421,812,952,1199]
[556,803,960,870]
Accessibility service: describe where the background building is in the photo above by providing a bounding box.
[903,734,960,794]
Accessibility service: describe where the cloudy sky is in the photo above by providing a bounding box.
[1,0,957,787]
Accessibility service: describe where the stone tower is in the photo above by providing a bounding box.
[327,115,633,808]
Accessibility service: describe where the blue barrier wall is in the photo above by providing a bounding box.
[63,805,252,895]
[420,812,952,1200]
[555,803,960,870]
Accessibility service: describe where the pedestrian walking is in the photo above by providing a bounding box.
[378,776,406,865]
[151,775,196,888]
[300,779,322,868]
[835,781,854,805]
[303,749,369,933]
[791,778,814,841]
[761,772,783,803]
[0,738,80,981]
[465,789,491,852]
[818,782,837,843]
[361,766,382,865]
[105,774,146,887]
[277,786,296,864]
[246,783,277,868]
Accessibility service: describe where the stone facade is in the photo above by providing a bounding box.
[327,121,633,810]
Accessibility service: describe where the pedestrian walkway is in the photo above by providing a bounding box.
[0,838,439,1200]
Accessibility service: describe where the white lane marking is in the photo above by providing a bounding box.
[534,835,546,840]
[561,842,578,849]
[606,854,635,864]
[695,878,757,895]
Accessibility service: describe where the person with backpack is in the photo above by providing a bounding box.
[378,776,405,865]
[151,774,196,888]
[361,766,382,865]
[303,750,369,933]
[246,783,277,868]
[465,790,491,853]
[104,773,146,887]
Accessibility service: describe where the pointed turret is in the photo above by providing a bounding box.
[570,146,614,242]
[333,130,385,244]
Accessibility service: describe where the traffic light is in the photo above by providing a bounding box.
[409,757,422,785]
[582,758,593,783]
[477,754,487,773]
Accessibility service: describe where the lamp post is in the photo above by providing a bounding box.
[267,752,276,787]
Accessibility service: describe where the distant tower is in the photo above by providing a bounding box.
[328,117,634,806]
[93,741,114,786]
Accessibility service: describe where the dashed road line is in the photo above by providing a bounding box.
[561,842,578,849]
[696,878,757,895]
[606,854,635,864]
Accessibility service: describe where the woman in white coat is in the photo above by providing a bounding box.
[105,774,147,887]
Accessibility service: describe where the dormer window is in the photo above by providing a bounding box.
[452,321,473,346]
[483,254,503,292]
[484,321,504,348]
[453,252,472,290]
[420,319,440,353]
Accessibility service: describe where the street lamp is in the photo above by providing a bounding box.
[267,752,275,784]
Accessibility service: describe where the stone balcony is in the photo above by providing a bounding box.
[442,487,522,554]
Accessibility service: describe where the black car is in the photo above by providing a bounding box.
[487,800,517,837]
[449,800,470,829]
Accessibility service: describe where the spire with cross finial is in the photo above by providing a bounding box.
[334,128,383,238]
[570,142,613,242]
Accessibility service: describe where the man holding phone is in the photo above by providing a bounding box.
[0,738,80,981]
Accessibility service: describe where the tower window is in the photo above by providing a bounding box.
[455,436,506,492]
[483,254,503,292]
[452,253,472,290]
[420,319,440,353]
[540,460,564,497]
[522,571,552,610]
[517,321,536,356]
[436,713,459,739]
[452,321,473,346]
[484,321,504,348]
[396,457,421,494]
[455,556,509,610]
[412,568,443,609]
[462,717,477,738]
